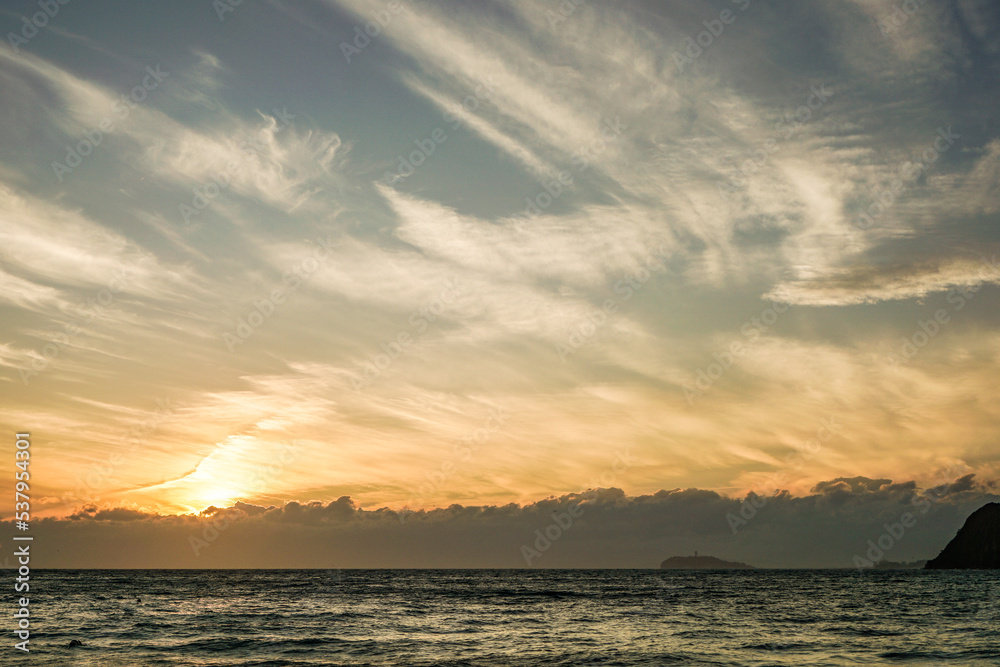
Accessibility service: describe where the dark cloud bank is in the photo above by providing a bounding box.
[13,475,999,569]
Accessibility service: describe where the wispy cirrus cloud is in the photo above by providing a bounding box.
[0,0,998,547]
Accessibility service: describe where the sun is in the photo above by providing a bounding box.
[198,486,243,506]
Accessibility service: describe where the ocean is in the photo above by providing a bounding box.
[19,569,1000,666]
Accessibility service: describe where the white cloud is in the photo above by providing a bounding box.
[766,257,1000,306]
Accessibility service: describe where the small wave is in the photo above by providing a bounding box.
[829,625,906,637]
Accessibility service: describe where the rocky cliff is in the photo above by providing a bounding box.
[925,502,1000,569]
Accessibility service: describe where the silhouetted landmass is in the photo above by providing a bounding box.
[872,559,927,569]
[660,555,755,570]
[925,502,1000,569]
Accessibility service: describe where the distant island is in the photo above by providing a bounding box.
[660,555,755,570]
[872,559,927,569]
[925,502,1000,569]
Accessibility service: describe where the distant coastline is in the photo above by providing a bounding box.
[660,555,755,570]
[872,559,926,569]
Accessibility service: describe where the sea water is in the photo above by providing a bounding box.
[19,569,1000,666]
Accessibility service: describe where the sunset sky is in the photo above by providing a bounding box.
[1,0,999,567]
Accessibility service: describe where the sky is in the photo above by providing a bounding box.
[1,0,999,568]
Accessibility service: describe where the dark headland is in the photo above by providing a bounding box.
[660,555,755,570]
[925,502,1000,569]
